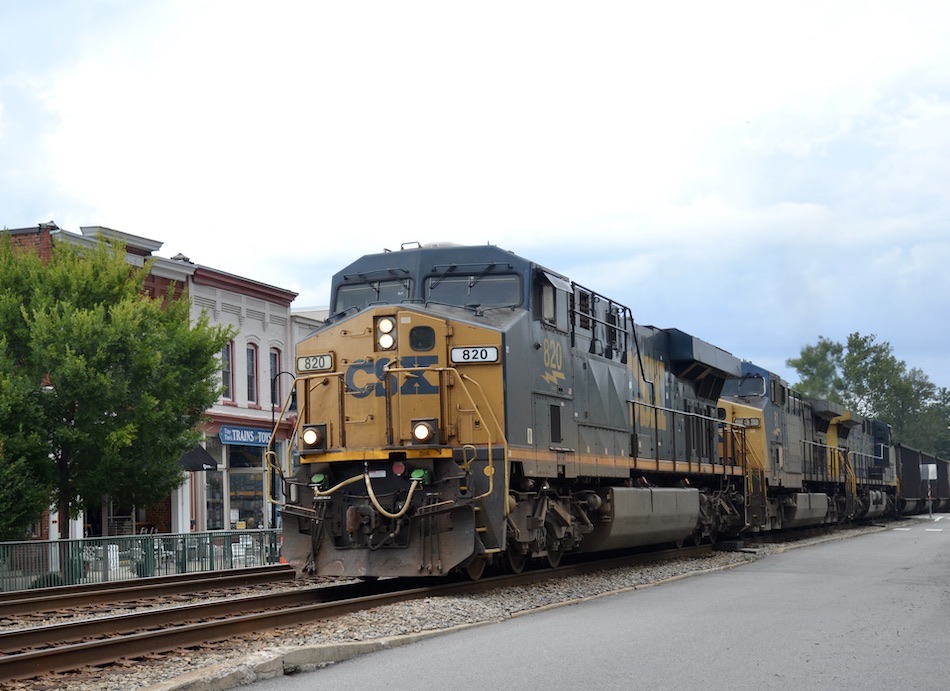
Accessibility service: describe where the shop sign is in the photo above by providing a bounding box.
[219,425,272,447]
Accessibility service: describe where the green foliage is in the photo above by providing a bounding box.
[787,332,950,453]
[0,233,233,538]
[0,344,55,540]
[785,336,844,402]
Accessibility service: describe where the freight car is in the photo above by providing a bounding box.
[266,243,920,579]
[895,445,950,514]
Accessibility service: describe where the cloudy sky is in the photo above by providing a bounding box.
[2,1,949,389]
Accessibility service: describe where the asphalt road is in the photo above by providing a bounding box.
[250,516,950,690]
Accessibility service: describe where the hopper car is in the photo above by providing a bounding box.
[895,445,950,514]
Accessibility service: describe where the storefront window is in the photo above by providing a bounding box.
[194,435,272,532]
[228,444,264,529]
[230,473,264,529]
[229,445,263,469]
[206,470,224,530]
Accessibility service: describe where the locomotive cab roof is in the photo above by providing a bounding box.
[328,243,570,320]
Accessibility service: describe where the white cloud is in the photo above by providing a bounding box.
[3,0,950,386]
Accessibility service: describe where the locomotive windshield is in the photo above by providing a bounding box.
[425,274,521,308]
[721,374,767,398]
[334,278,412,313]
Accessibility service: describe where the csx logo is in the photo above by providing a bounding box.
[346,357,439,398]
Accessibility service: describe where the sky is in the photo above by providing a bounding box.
[2,1,949,389]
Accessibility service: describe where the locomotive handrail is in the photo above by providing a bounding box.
[264,370,349,507]
[267,361,508,522]
[721,423,757,469]
[842,451,857,506]
[567,280,634,364]
[381,362,509,508]
[264,375,302,506]
[632,399,727,424]
[801,439,849,482]
[632,399,733,467]
[456,371,508,501]
[849,445,887,463]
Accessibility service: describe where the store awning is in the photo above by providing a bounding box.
[178,445,218,472]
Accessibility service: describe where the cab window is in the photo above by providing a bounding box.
[538,272,570,332]
[334,279,412,313]
[425,274,521,308]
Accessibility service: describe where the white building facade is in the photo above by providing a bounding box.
[183,264,297,532]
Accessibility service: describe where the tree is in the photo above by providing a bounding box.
[0,233,233,539]
[787,332,948,452]
[902,386,950,458]
[785,336,844,402]
[0,344,55,540]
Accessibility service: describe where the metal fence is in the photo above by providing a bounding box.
[0,529,281,592]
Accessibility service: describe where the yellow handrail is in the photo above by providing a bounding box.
[264,374,301,506]
[379,363,508,508]
[266,362,508,519]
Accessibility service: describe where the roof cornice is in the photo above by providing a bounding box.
[192,266,297,306]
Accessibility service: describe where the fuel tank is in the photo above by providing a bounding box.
[579,487,700,552]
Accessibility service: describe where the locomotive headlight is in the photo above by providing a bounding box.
[376,317,397,351]
[411,418,438,444]
[301,424,327,451]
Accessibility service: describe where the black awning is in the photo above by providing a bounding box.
[178,445,218,472]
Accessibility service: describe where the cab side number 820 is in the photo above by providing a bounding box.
[297,354,333,372]
[450,346,499,364]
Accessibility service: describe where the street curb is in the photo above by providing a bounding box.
[144,625,488,690]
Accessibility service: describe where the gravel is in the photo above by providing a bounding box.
[1,525,885,691]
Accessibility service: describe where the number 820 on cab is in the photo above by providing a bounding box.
[450,346,499,364]
[297,354,334,372]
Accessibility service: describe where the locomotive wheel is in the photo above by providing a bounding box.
[545,527,564,568]
[504,540,527,574]
[463,556,487,580]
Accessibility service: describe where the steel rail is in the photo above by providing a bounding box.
[0,564,295,617]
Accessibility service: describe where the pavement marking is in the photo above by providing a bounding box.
[924,528,943,532]
[893,528,912,531]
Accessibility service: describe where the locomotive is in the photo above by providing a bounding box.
[267,242,938,579]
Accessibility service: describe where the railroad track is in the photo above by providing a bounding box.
[0,545,710,684]
[0,564,296,619]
